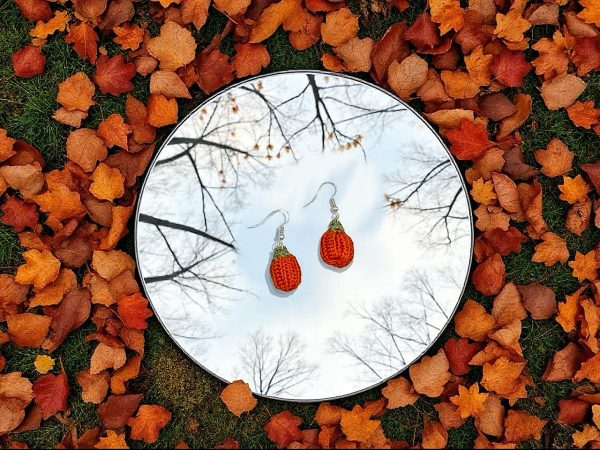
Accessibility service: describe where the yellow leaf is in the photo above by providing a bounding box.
[34,355,55,374]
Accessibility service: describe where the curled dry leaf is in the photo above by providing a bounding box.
[220,380,257,417]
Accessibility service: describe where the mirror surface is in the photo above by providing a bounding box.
[136,72,473,401]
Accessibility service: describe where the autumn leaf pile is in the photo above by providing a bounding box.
[1,0,600,447]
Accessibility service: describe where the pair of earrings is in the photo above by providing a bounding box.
[250,182,354,292]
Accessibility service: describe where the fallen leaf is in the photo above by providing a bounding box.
[7,313,52,347]
[95,430,129,449]
[117,293,153,330]
[450,383,488,419]
[14,0,53,22]
[264,410,303,448]
[196,50,234,95]
[567,101,600,129]
[147,21,197,71]
[34,355,54,374]
[409,349,452,397]
[12,44,46,78]
[97,393,142,429]
[43,287,92,352]
[421,420,448,449]
[340,404,381,444]
[180,0,210,30]
[110,354,141,395]
[321,7,359,47]
[371,22,409,84]
[65,22,98,64]
[30,10,70,42]
[149,71,191,99]
[0,129,16,161]
[479,92,516,121]
[213,0,250,16]
[497,93,532,139]
[146,94,178,128]
[332,37,374,73]
[491,172,524,219]
[89,163,125,202]
[32,370,69,419]
[559,399,590,425]
[57,72,95,112]
[517,284,556,320]
[559,175,591,204]
[446,119,491,161]
[66,128,107,172]
[220,380,257,417]
[76,369,110,404]
[569,251,599,282]
[541,73,587,110]
[472,253,505,296]
[429,0,464,35]
[90,343,126,374]
[381,377,419,408]
[443,338,481,375]
[435,402,466,430]
[15,249,60,290]
[128,404,172,444]
[534,138,573,178]
[388,53,429,99]
[492,282,527,326]
[532,232,569,266]
[454,299,495,341]
[97,113,131,150]
[495,4,531,43]
[475,394,504,437]
[566,198,592,236]
[0,164,44,198]
[94,54,136,96]
[481,357,526,396]
[249,0,300,43]
[113,23,144,50]
[315,402,343,426]
[578,0,600,26]
[92,249,135,281]
[0,197,39,232]
[489,49,532,87]
[504,409,546,443]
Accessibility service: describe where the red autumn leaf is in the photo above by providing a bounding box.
[264,411,303,448]
[472,253,505,296]
[65,22,98,64]
[97,393,143,429]
[443,338,482,375]
[558,399,589,425]
[445,119,491,160]
[43,288,92,352]
[32,370,70,419]
[483,227,527,256]
[489,49,532,87]
[14,0,53,22]
[196,50,234,95]
[405,12,440,51]
[93,54,136,96]
[117,293,153,330]
[582,161,600,195]
[12,45,46,78]
[371,22,409,84]
[571,36,600,76]
[1,197,38,232]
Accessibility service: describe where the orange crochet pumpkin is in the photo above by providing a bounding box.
[320,218,354,268]
[270,244,302,292]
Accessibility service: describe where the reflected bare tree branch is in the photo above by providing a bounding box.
[239,329,316,396]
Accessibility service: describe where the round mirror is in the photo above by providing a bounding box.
[135,71,473,402]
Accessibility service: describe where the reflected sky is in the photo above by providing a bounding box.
[136,72,473,401]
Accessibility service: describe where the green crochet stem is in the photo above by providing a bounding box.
[328,217,345,232]
[273,243,290,258]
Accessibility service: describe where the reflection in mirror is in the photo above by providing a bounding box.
[136,72,473,401]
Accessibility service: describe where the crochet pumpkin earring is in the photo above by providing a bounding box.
[248,209,302,292]
[304,182,354,269]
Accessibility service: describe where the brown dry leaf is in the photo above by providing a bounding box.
[32,181,86,222]
[559,175,592,204]
[492,282,527,326]
[566,198,592,236]
[15,249,60,289]
[30,268,76,307]
[531,31,569,80]
[91,250,135,281]
[532,232,569,266]
[454,299,495,341]
[429,0,465,35]
[481,357,526,396]
[90,163,125,201]
[233,43,270,78]
[147,21,196,71]
[556,287,584,333]
[575,353,600,383]
[472,253,505,296]
[180,0,210,30]
[435,402,466,430]
[518,284,557,320]
[127,405,172,444]
[125,95,156,145]
[388,53,428,99]
[497,93,532,139]
[381,377,419,409]
[220,380,257,417]
[52,107,87,127]
[111,354,141,395]
[534,138,573,178]
[0,129,16,161]
[42,287,92,352]
[264,410,303,448]
[150,70,191,99]
[333,37,374,73]
[90,343,126,374]
[97,393,143,429]
[7,313,52,347]
[440,70,480,99]
[541,73,587,110]
[409,349,452,397]
[492,172,524,219]
[97,113,131,150]
[340,405,381,444]
[66,128,107,172]
[76,369,110,404]
[572,424,600,449]
[213,0,250,16]
[426,109,473,129]
[0,163,44,198]
[569,251,599,282]
[56,71,95,112]
[464,45,492,86]
[321,7,359,46]
[146,94,178,128]
[475,394,505,437]
[422,420,448,449]
[249,0,301,43]
[504,409,546,444]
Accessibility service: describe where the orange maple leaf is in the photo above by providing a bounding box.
[559,175,592,204]
[481,357,526,396]
[127,405,172,444]
[450,383,488,419]
[409,349,452,397]
[556,288,584,333]
[531,232,569,266]
[567,101,600,129]
[95,431,129,449]
[220,380,257,417]
[578,0,600,26]
[340,404,381,444]
[569,251,599,282]
[454,299,495,341]
[15,249,60,290]
[381,377,419,409]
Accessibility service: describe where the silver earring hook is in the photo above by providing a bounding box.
[248,209,289,244]
[303,181,339,219]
